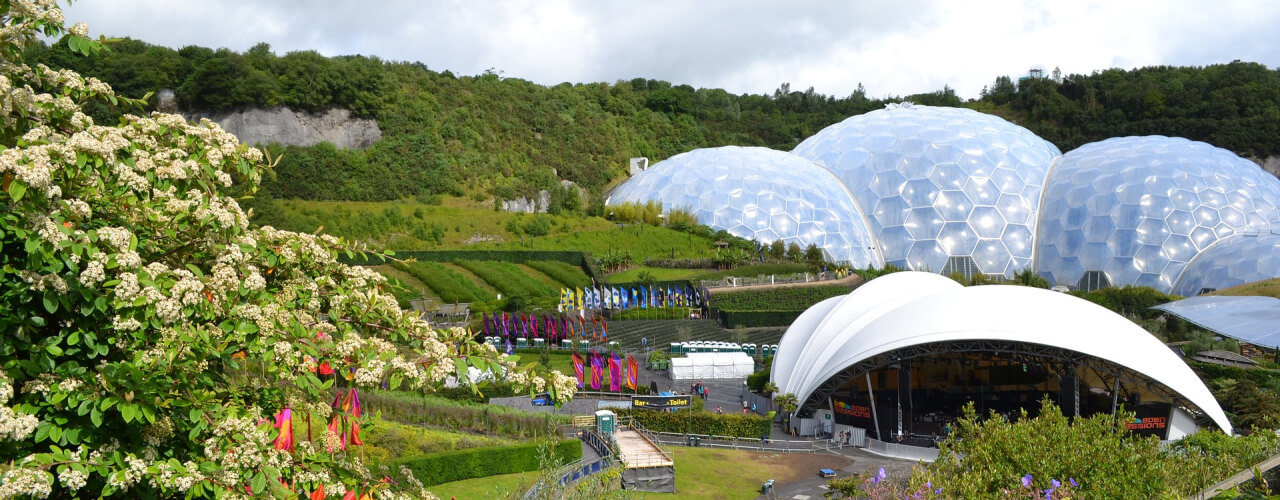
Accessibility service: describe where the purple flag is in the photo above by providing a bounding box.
[608,352,622,392]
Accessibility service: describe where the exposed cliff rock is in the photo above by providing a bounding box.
[185,107,381,149]
[1259,156,1280,178]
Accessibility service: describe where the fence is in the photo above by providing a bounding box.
[864,437,940,462]
[701,271,848,290]
[524,430,616,500]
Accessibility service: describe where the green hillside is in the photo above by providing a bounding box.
[26,38,1280,212]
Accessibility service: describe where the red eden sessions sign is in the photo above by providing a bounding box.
[1125,417,1166,431]
[832,399,876,428]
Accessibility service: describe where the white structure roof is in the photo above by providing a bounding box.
[772,271,1231,433]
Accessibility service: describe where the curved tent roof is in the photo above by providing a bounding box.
[772,271,1231,433]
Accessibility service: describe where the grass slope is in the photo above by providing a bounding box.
[1207,278,1280,299]
[427,471,535,499]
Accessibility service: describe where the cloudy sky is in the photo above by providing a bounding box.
[63,0,1279,100]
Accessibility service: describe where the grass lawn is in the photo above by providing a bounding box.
[634,447,852,499]
[427,471,535,499]
[606,266,707,283]
[1208,278,1280,299]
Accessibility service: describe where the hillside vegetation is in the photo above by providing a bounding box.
[26,39,1280,210]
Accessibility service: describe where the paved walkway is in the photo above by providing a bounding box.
[756,446,920,500]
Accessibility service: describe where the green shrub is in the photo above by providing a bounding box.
[456,260,558,302]
[525,260,592,288]
[388,440,581,487]
[716,310,804,327]
[345,250,607,285]
[710,285,850,311]
[393,261,494,303]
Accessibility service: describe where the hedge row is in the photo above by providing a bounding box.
[346,250,606,284]
[388,439,581,487]
[643,258,715,269]
[525,260,592,288]
[393,261,494,303]
[710,285,850,311]
[717,310,804,328]
[620,409,771,438]
[457,260,558,299]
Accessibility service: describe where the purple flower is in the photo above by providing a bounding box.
[1022,474,1033,488]
[1043,490,1052,500]
[1050,479,1061,489]
[872,467,886,484]
[1069,478,1077,487]
[934,487,943,495]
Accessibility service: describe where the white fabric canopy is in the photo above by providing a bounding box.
[771,271,1232,434]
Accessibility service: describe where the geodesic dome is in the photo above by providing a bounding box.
[792,104,1061,277]
[605,146,881,268]
[1035,136,1280,293]
[1171,233,1280,297]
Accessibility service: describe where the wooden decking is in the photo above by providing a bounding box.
[614,429,674,468]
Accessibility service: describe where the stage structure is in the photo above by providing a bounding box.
[772,272,1230,445]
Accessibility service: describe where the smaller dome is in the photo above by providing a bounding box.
[606,146,881,267]
[1172,233,1280,296]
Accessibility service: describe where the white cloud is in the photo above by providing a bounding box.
[62,0,1280,100]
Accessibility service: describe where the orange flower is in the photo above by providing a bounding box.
[342,490,356,500]
[309,484,325,500]
[62,221,72,228]
[318,361,334,376]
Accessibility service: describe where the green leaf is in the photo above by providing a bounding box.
[189,408,204,422]
[389,374,403,390]
[46,343,63,356]
[250,471,266,494]
[34,423,50,442]
[42,293,58,314]
[67,331,79,345]
[121,404,137,423]
[7,179,25,201]
[90,408,103,427]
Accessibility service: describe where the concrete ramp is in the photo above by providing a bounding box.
[615,429,675,492]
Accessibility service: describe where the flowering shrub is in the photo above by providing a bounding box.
[0,2,573,498]
[824,467,1080,499]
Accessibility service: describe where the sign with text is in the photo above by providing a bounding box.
[631,395,692,410]
[832,399,875,427]
[1124,403,1172,439]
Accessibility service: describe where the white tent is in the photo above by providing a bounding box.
[669,352,754,380]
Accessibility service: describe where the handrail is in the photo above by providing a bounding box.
[1189,450,1280,500]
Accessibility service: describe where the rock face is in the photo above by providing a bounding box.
[501,190,551,213]
[186,107,381,149]
[1260,156,1280,178]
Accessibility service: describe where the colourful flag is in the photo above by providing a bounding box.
[590,353,603,390]
[626,355,638,390]
[576,288,585,310]
[608,352,622,392]
[571,351,585,388]
[640,287,648,309]
[481,313,490,336]
[601,318,608,340]
[591,316,600,340]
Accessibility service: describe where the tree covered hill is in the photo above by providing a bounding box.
[24,38,1280,206]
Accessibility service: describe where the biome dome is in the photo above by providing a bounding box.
[1171,233,1280,297]
[605,146,881,268]
[1035,136,1280,292]
[792,104,1061,278]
